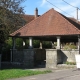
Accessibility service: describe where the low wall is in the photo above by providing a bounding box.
[34,49,46,67]
[57,50,63,64]
[13,49,34,68]
[46,49,79,68]
[57,49,79,64]
[12,49,79,68]
[12,49,46,68]
[46,49,57,68]
[62,49,79,62]
[13,50,24,63]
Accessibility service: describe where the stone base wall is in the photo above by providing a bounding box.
[62,49,79,62]
[34,49,46,61]
[12,49,46,68]
[12,49,34,68]
[46,49,57,68]
[12,49,79,68]
[57,49,79,64]
[13,50,24,62]
[57,50,63,64]
[34,49,46,66]
[46,49,79,68]
[23,49,34,68]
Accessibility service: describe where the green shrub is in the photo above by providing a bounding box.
[63,44,77,50]
[65,61,76,65]
[42,41,52,49]
[16,38,23,49]
[2,37,12,61]
[33,40,40,48]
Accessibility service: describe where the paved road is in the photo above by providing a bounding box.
[9,68,80,80]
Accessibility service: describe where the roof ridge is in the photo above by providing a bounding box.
[10,8,80,36]
[57,12,80,33]
[10,8,54,36]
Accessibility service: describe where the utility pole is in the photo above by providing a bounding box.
[77,7,78,21]
[62,0,79,21]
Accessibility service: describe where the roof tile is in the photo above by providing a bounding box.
[10,8,80,37]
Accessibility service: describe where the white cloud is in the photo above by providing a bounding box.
[40,0,46,6]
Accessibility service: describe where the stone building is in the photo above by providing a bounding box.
[10,8,80,68]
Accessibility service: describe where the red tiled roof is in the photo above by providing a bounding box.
[10,8,80,37]
[68,17,80,27]
[22,14,35,23]
[69,17,78,22]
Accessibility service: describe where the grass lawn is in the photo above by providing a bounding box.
[0,69,51,80]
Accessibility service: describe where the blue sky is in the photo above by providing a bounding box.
[22,0,80,20]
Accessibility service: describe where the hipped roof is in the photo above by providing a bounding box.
[10,8,80,37]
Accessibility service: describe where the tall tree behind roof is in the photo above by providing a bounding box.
[0,0,26,45]
[0,0,26,32]
[0,0,25,14]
